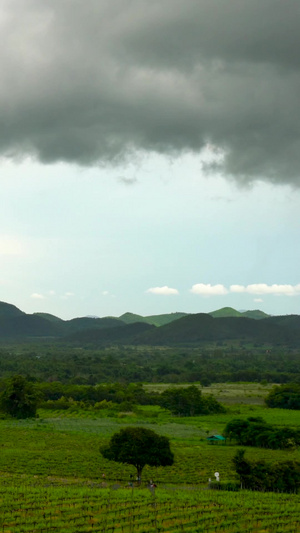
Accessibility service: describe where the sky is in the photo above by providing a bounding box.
[1,0,300,320]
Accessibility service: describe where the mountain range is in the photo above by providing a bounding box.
[0,301,299,347]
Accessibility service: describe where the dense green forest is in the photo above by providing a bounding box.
[0,344,298,385]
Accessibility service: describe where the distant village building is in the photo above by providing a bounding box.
[206,435,226,445]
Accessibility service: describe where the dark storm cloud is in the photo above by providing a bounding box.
[1,0,300,185]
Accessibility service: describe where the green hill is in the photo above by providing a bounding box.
[66,322,154,344]
[64,316,124,334]
[0,315,63,338]
[0,301,295,346]
[119,312,147,324]
[131,313,300,347]
[209,307,269,320]
[119,311,188,327]
[209,307,242,318]
[145,312,188,326]
[241,309,270,319]
[34,312,64,323]
[0,301,25,318]
[264,314,300,330]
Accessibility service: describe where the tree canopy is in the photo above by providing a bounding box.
[100,427,174,481]
[0,344,298,385]
[159,385,225,416]
[233,449,300,493]
[224,417,300,449]
[0,375,40,419]
[265,383,300,409]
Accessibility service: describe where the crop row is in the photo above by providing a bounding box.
[0,481,299,532]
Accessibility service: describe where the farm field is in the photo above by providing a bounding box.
[0,479,299,532]
[0,384,299,531]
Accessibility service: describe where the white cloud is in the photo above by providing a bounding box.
[146,286,179,295]
[190,283,228,296]
[191,282,300,297]
[31,293,44,299]
[248,284,300,296]
[254,298,263,302]
[230,284,245,293]
[231,283,300,296]
[60,292,74,300]
[102,290,116,298]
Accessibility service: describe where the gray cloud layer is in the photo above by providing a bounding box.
[1,0,300,184]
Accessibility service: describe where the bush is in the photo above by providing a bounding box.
[233,449,300,493]
[159,385,225,416]
[209,481,240,491]
[224,417,300,449]
[265,383,300,409]
[0,375,40,419]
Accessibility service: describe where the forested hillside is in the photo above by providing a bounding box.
[0,300,299,350]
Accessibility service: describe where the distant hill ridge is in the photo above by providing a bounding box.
[34,312,64,323]
[119,311,188,326]
[1,300,299,348]
[0,301,270,326]
[0,301,25,318]
[209,307,269,320]
[65,312,300,347]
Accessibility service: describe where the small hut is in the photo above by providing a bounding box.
[206,435,226,445]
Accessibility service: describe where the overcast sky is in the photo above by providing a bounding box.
[1,0,300,319]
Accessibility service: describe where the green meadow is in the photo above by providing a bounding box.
[144,381,275,405]
[0,383,299,531]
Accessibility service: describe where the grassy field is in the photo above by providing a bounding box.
[144,382,275,405]
[0,383,299,531]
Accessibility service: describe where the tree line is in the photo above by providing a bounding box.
[224,417,300,449]
[233,449,300,493]
[0,377,225,419]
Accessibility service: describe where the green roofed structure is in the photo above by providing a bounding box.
[206,435,226,445]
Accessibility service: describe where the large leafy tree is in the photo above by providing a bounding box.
[100,427,174,481]
[0,375,40,419]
